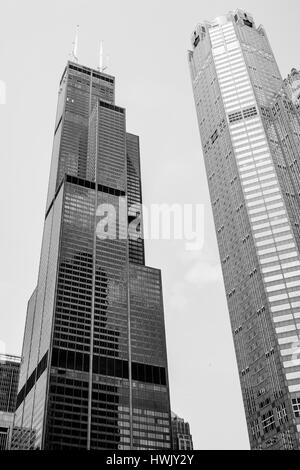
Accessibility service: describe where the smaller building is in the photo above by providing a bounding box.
[171,412,193,450]
[284,68,300,106]
[0,354,21,450]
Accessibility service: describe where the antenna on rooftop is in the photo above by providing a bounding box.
[70,25,79,63]
[98,41,108,72]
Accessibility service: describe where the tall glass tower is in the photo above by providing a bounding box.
[189,9,300,450]
[12,61,171,450]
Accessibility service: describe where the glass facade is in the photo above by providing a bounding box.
[46,62,115,211]
[129,265,171,449]
[126,133,145,265]
[189,9,300,449]
[12,61,171,450]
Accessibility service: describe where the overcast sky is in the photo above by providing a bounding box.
[1,0,300,450]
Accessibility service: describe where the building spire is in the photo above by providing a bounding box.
[98,40,108,72]
[70,25,79,63]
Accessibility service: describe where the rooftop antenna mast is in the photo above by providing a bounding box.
[70,25,79,62]
[98,40,108,72]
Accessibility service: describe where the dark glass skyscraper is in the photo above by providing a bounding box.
[12,61,171,450]
[189,9,300,450]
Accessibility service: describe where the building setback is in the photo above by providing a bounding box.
[12,60,172,450]
[189,9,300,449]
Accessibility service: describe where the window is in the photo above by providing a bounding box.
[277,404,288,425]
[261,410,275,433]
[274,314,294,324]
[264,274,284,283]
[211,129,219,144]
[243,19,253,28]
[229,111,243,123]
[292,398,300,417]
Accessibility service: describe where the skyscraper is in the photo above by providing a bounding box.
[189,9,300,450]
[12,60,171,450]
[0,354,21,449]
[171,412,193,450]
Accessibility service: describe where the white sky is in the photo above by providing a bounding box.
[1,0,300,450]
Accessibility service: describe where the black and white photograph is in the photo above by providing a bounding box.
[1,0,300,456]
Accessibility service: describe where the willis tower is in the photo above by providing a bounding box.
[12,53,172,450]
